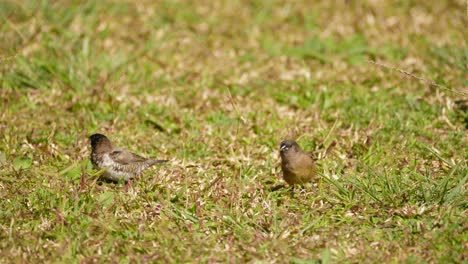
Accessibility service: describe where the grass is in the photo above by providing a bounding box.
[0,0,467,262]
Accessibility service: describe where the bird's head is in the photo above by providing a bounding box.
[89,133,112,152]
[280,140,300,154]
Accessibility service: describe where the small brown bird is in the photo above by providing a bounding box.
[89,133,168,181]
[279,140,316,185]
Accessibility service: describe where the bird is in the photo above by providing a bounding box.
[89,133,168,182]
[279,140,316,186]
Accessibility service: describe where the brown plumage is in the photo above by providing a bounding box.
[279,140,316,185]
[89,133,168,181]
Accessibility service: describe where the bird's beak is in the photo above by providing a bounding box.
[280,145,287,152]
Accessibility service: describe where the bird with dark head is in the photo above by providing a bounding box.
[279,140,316,185]
[89,133,168,182]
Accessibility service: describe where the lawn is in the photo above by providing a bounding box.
[0,0,466,262]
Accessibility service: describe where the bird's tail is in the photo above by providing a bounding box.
[138,159,169,174]
[148,159,169,166]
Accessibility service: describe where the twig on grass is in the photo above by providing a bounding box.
[368,60,467,97]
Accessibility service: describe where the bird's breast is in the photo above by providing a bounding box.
[282,154,315,176]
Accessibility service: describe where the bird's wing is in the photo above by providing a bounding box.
[109,149,147,164]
